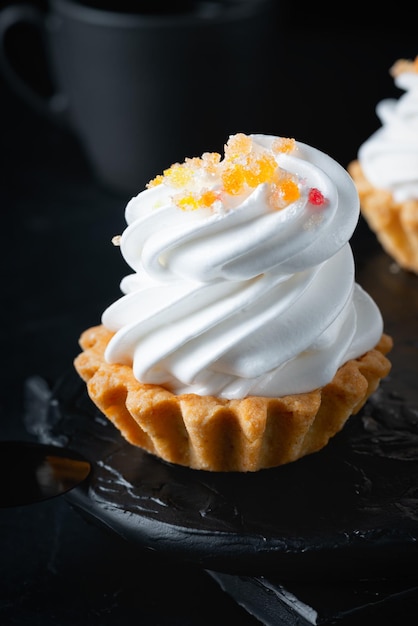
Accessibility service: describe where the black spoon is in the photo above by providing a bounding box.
[0,440,91,507]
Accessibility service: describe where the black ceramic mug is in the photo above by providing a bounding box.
[0,0,277,194]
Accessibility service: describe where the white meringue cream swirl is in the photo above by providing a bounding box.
[102,134,383,399]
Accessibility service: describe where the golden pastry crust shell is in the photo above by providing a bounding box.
[74,325,392,472]
[348,160,418,274]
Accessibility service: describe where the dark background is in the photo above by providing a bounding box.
[1,1,417,624]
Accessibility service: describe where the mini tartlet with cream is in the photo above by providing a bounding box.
[75,133,392,472]
[349,57,418,273]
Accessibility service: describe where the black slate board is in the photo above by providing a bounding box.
[27,365,417,581]
[25,221,418,585]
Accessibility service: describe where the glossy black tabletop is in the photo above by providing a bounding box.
[2,4,418,624]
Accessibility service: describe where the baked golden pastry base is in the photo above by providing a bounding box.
[348,160,418,274]
[74,325,392,472]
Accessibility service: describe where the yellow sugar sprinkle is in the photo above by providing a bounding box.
[174,194,200,211]
[163,163,195,188]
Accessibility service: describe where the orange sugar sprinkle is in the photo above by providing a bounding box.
[268,176,300,211]
[221,163,247,195]
[146,174,164,188]
[184,157,202,167]
[244,153,277,187]
[390,56,418,77]
[272,137,296,154]
[201,151,221,173]
[224,133,253,160]
[200,190,219,207]
[280,178,300,203]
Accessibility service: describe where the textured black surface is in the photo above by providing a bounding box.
[2,7,418,623]
[0,440,91,507]
[35,307,418,580]
[208,571,418,625]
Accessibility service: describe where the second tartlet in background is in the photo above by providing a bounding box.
[349,57,418,273]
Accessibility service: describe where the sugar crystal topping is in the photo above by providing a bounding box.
[147,134,327,213]
[390,56,418,77]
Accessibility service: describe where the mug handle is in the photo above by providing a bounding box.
[0,3,68,122]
